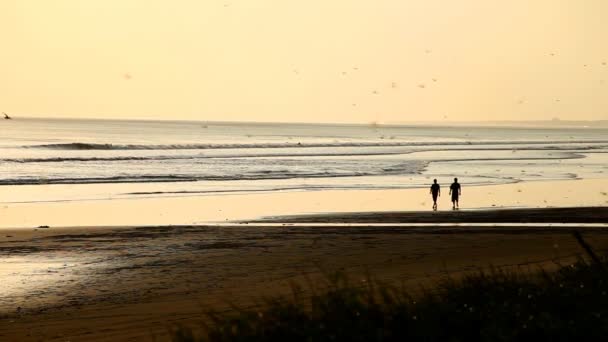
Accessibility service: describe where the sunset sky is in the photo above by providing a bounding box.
[1,0,607,123]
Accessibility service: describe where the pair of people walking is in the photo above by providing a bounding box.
[429,178,461,210]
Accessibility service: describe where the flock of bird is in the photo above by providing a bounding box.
[333,51,606,117]
[3,50,605,123]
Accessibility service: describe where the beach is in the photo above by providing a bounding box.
[1,118,607,229]
[4,2,608,339]
[1,177,607,228]
[1,208,608,341]
[1,119,608,340]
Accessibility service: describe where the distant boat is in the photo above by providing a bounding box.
[3,112,11,120]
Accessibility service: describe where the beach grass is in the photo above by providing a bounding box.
[173,233,608,342]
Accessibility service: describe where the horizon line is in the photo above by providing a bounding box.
[4,115,608,128]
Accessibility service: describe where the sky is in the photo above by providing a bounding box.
[1,0,607,124]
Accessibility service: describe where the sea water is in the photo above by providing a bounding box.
[1,118,607,203]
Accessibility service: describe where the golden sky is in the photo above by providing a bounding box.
[1,0,607,123]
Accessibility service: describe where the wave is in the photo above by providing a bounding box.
[0,174,376,186]
[124,185,400,196]
[0,160,428,186]
[1,156,181,163]
[0,151,410,164]
[1,148,594,164]
[24,140,608,151]
[432,153,587,163]
[0,175,197,186]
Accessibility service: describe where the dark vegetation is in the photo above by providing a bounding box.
[174,232,608,341]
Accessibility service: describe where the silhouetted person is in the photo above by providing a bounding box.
[3,112,11,120]
[449,178,461,210]
[429,179,440,210]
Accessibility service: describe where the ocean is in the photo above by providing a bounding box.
[1,118,607,203]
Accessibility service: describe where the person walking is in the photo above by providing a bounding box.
[430,179,440,211]
[449,178,461,210]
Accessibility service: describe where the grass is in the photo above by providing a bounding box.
[174,235,608,341]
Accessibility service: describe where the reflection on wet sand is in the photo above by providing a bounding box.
[0,178,607,229]
[0,257,81,308]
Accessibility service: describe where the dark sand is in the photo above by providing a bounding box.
[260,206,608,223]
[1,207,608,341]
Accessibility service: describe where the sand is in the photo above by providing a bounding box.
[262,206,608,223]
[0,178,607,228]
[1,215,608,341]
[1,178,608,340]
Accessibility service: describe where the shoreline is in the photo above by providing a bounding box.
[0,206,607,235]
[1,179,608,340]
[1,177,607,229]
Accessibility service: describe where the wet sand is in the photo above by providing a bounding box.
[1,178,608,228]
[261,206,608,223]
[2,215,608,341]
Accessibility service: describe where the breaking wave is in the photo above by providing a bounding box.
[0,160,429,185]
[25,140,608,151]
